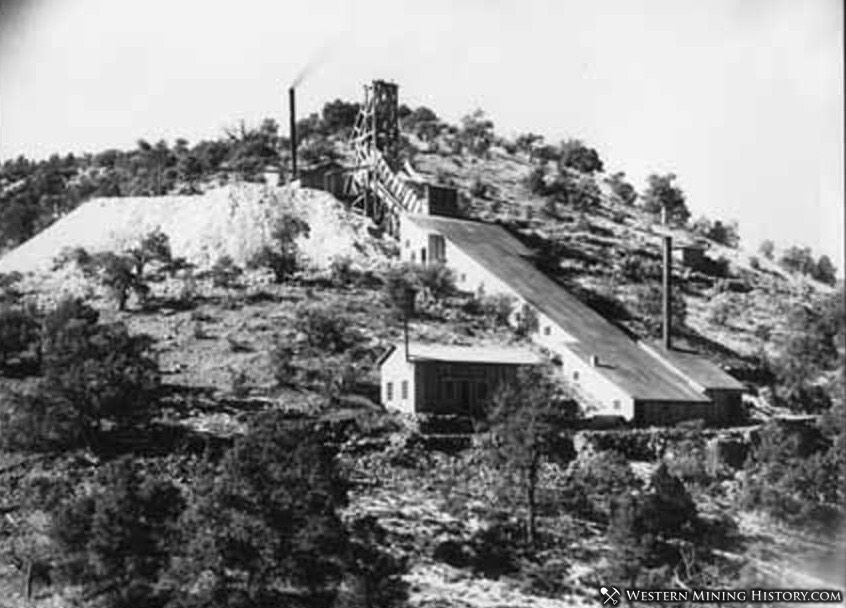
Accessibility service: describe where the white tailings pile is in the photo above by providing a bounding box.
[0,184,385,275]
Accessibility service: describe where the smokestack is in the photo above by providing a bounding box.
[662,235,672,350]
[288,87,297,181]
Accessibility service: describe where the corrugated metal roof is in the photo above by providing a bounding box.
[405,341,542,365]
[406,214,717,403]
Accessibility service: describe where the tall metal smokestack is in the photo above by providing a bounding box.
[288,87,297,181]
[662,235,672,350]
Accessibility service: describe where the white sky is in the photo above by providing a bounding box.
[0,0,842,264]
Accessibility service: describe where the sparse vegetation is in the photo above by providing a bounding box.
[1,91,842,607]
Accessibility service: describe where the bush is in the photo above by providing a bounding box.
[741,423,843,530]
[329,255,354,287]
[170,412,349,607]
[641,173,690,225]
[759,239,775,260]
[91,251,147,310]
[209,254,242,289]
[558,139,604,174]
[605,464,699,586]
[0,388,80,452]
[615,252,661,283]
[525,166,549,196]
[778,245,815,276]
[249,213,310,283]
[381,262,455,315]
[459,109,495,157]
[0,270,24,303]
[470,177,489,199]
[0,304,40,368]
[605,172,638,205]
[811,254,837,285]
[41,319,160,449]
[51,458,185,607]
[562,450,642,523]
[469,293,515,328]
[514,303,539,338]
[299,303,361,354]
[691,217,740,248]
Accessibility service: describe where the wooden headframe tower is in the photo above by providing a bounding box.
[349,80,424,235]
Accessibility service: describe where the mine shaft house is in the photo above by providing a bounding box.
[395,213,745,426]
[379,342,542,416]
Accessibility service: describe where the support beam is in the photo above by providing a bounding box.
[662,234,672,350]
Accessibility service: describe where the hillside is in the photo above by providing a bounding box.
[0,102,843,607]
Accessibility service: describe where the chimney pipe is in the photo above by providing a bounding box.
[288,87,297,181]
[662,235,672,350]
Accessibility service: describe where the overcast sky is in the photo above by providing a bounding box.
[0,0,842,265]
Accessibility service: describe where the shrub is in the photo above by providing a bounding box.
[474,293,515,328]
[759,239,775,260]
[0,270,24,303]
[170,413,349,607]
[741,423,843,530]
[558,139,604,174]
[525,166,549,196]
[470,177,489,199]
[51,458,185,607]
[209,254,243,289]
[0,388,80,452]
[41,319,160,449]
[690,217,740,248]
[615,252,661,283]
[811,254,837,285]
[459,109,495,157]
[514,304,539,338]
[0,304,40,368]
[381,262,456,314]
[341,516,409,608]
[91,251,147,310]
[563,450,642,523]
[329,255,354,287]
[605,171,638,205]
[778,245,815,276]
[249,213,310,283]
[641,173,690,225]
[299,304,361,354]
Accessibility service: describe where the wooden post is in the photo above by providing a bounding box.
[663,235,672,350]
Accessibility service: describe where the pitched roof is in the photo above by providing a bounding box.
[405,214,719,403]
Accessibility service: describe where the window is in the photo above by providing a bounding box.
[401,380,409,400]
[613,400,620,410]
[543,326,551,336]
[461,273,467,282]
[573,371,580,382]
[410,252,416,262]
[386,382,393,401]
[404,239,410,248]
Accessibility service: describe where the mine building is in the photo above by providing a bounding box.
[396,213,745,425]
[379,342,542,416]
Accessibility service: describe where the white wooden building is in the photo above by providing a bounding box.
[379,342,541,416]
